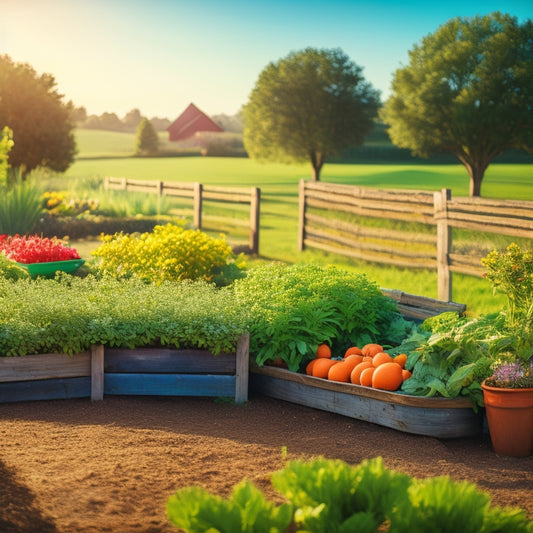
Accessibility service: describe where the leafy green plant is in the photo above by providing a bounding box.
[0,177,43,234]
[231,263,413,370]
[167,480,293,533]
[0,126,14,186]
[91,223,246,286]
[166,456,533,533]
[0,275,250,356]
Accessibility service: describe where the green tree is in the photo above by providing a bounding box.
[135,118,159,155]
[380,12,533,197]
[243,47,380,181]
[0,55,77,178]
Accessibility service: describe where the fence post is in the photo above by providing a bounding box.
[157,180,163,196]
[298,179,306,251]
[194,182,203,229]
[249,187,260,254]
[121,177,127,190]
[435,188,452,302]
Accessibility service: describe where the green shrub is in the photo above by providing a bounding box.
[167,456,533,533]
[0,275,250,356]
[231,263,413,370]
[0,254,29,281]
[92,223,246,286]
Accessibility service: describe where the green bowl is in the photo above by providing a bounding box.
[17,259,85,278]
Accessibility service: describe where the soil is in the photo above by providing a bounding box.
[0,395,532,533]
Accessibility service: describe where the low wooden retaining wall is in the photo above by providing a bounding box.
[0,334,250,404]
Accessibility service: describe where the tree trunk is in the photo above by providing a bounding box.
[310,151,324,181]
[457,154,489,197]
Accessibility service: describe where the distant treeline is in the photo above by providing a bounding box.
[70,106,243,134]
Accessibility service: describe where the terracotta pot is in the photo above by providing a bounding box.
[481,380,533,457]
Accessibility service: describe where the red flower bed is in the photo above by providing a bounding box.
[0,234,80,264]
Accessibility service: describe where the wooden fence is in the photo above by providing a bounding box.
[298,180,533,302]
[104,177,261,254]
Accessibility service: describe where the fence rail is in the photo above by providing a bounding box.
[104,177,260,254]
[299,180,533,302]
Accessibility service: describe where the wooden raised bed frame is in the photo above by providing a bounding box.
[0,334,250,404]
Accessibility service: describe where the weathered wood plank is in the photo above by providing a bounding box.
[104,373,236,397]
[250,369,482,438]
[0,377,91,402]
[103,349,237,374]
[0,352,91,383]
[91,345,104,401]
[235,333,249,403]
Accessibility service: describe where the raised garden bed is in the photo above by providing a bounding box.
[249,291,481,439]
[0,334,250,404]
[250,365,482,438]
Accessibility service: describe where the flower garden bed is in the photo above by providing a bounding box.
[0,334,250,404]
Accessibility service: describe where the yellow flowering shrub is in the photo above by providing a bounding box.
[92,223,245,285]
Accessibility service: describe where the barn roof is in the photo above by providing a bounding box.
[166,103,223,141]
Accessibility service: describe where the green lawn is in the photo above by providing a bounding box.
[62,129,533,316]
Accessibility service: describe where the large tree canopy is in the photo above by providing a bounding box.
[380,12,533,197]
[243,47,380,181]
[0,54,77,178]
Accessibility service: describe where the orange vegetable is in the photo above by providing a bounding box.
[393,353,408,369]
[306,359,318,375]
[343,353,363,370]
[316,344,332,358]
[402,369,412,381]
[327,361,353,383]
[359,366,375,387]
[372,362,403,391]
[344,346,363,358]
[312,358,338,378]
[372,352,393,367]
[361,343,383,357]
[350,361,374,385]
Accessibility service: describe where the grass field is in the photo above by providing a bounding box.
[59,129,533,316]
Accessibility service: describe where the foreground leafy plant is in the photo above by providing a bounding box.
[167,456,532,533]
[231,263,413,370]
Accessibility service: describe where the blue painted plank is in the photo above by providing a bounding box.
[104,373,236,397]
[0,377,91,403]
[104,349,236,374]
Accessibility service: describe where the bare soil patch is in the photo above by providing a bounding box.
[1,395,531,532]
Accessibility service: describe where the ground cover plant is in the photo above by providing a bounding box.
[0,275,249,356]
[167,456,533,532]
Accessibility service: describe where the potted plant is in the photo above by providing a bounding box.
[0,234,84,277]
[481,243,533,457]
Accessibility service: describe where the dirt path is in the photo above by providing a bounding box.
[1,395,532,532]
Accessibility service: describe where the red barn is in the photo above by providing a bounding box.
[166,103,223,142]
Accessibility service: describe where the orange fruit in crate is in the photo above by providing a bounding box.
[359,366,376,387]
[372,352,393,367]
[328,361,353,383]
[361,343,383,357]
[344,353,364,370]
[394,353,408,369]
[372,362,403,391]
[306,359,318,375]
[312,358,338,378]
[350,361,374,385]
[402,369,412,382]
[344,346,363,358]
[316,344,332,358]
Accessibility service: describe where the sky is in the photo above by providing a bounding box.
[1,0,532,121]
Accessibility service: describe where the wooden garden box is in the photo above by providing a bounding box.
[0,334,249,404]
[249,291,483,439]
